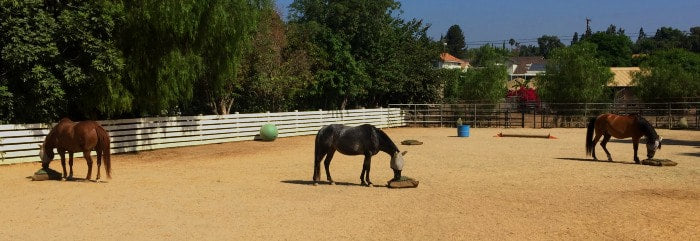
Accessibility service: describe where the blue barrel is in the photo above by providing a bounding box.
[457,125,470,137]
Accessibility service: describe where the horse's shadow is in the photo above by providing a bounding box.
[25,176,107,183]
[555,157,638,165]
[280,180,387,187]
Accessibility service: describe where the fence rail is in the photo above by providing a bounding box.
[389,102,700,129]
[0,108,406,165]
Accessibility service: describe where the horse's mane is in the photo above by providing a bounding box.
[374,127,399,154]
[635,115,658,141]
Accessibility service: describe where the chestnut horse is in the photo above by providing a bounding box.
[313,124,407,186]
[39,118,112,181]
[586,114,662,164]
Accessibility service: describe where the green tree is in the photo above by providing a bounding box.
[458,64,507,102]
[537,42,613,103]
[517,45,540,57]
[605,24,617,34]
[653,27,690,50]
[0,85,11,122]
[585,31,633,66]
[637,27,647,42]
[571,32,579,45]
[471,45,508,67]
[440,69,462,102]
[55,1,130,119]
[537,35,564,58]
[235,9,312,112]
[120,0,266,115]
[690,26,700,53]
[289,0,441,109]
[0,0,127,123]
[637,27,690,54]
[444,24,467,59]
[633,49,700,102]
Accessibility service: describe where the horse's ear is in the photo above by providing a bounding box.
[401,151,407,156]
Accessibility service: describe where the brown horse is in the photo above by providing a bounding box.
[39,118,112,181]
[586,114,662,164]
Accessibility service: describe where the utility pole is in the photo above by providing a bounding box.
[584,17,592,38]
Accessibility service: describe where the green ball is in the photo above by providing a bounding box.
[260,123,278,141]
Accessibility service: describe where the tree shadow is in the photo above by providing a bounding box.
[555,157,637,165]
[680,152,700,158]
[280,180,387,187]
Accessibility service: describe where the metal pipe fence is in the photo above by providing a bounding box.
[389,102,700,129]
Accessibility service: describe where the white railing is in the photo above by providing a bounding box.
[0,108,406,165]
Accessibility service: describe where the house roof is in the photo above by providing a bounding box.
[440,53,470,68]
[509,56,547,74]
[609,67,641,87]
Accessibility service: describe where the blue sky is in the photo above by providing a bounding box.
[274,0,699,48]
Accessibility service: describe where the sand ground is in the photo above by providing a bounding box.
[1,127,698,240]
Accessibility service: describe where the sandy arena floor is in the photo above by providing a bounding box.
[1,127,698,240]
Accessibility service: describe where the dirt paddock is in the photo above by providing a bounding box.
[1,127,699,240]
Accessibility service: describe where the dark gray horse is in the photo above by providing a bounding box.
[313,124,407,186]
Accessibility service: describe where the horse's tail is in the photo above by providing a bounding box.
[585,117,596,156]
[96,125,112,178]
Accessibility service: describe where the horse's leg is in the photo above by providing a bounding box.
[59,150,67,180]
[83,150,93,181]
[323,150,336,185]
[360,155,372,187]
[601,134,613,162]
[364,154,373,187]
[95,148,103,182]
[591,132,603,160]
[68,152,74,179]
[313,150,325,186]
[632,137,641,164]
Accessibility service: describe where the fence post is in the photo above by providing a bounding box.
[294,110,299,133]
[668,103,672,129]
[439,104,443,128]
[473,104,477,127]
[413,105,417,127]
[234,112,240,138]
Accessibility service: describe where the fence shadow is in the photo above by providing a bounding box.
[680,151,700,158]
[610,138,700,147]
[280,180,387,187]
[555,157,637,165]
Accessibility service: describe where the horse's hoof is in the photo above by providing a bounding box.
[367,183,374,187]
[61,177,67,181]
[313,183,318,186]
[95,179,101,183]
[329,182,335,185]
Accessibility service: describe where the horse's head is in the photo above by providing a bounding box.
[38,144,54,169]
[645,136,662,159]
[391,151,407,180]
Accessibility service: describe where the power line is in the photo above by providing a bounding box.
[463,32,646,47]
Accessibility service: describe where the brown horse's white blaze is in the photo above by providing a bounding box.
[586,114,662,163]
[38,118,112,182]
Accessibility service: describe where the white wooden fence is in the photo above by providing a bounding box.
[0,108,406,165]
